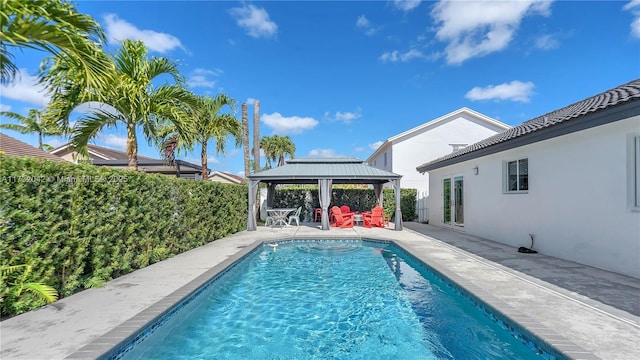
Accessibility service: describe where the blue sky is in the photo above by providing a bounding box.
[1,0,639,177]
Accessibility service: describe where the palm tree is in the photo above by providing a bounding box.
[260,135,295,168]
[1,0,111,88]
[44,39,196,170]
[158,94,242,180]
[0,109,68,150]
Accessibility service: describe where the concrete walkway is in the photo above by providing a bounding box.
[1,222,638,359]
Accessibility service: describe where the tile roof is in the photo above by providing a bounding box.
[417,79,640,172]
[0,133,64,161]
[51,142,157,161]
[210,171,245,184]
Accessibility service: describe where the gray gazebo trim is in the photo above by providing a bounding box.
[247,158,403,231]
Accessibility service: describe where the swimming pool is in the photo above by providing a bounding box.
[112,240,564,359]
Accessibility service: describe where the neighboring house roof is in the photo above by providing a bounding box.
[366,107,511,164]
[249,157,401,184]
[49,142,206,176]
[0,133,64,161]
[209,171,245,184]
[50,142,156,161]
[417,79,640,173]
[92,159,206,175]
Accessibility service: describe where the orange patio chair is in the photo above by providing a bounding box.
[330,206,354,228]
[363,206,385,228]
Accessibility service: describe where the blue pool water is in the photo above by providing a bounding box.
[118,240,561,360]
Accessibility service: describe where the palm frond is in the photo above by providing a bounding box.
[22,283,59,304]
[0,264,28,277]
[84,276,105,289]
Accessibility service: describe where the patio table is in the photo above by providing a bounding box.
[266,208,296,227]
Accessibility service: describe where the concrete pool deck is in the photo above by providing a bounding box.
[1,222,638,359]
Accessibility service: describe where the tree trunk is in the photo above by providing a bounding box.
[201,141,208,181]
[38,132,43,150]
[253,100,260,172]
[126,123,138,170]
[242,103,250,179]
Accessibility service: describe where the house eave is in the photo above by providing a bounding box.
[417,100,640,173]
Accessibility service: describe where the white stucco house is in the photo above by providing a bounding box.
[208,171,245,184]
[417,79,640,278]
[366,107,510,221]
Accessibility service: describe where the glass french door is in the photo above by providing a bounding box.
[443,176,464,227]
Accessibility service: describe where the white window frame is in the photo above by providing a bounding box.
[504,158,528,193]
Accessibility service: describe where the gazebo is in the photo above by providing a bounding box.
[247,157,403,231]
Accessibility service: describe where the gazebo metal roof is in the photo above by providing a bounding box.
[247,157,401,184]
[246,157,403,231]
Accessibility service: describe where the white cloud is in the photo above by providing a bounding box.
[229,5,278,39]
[101,134,128,149]
[535,34,559,50]
[465,80,535,102]
[369,141,384,150]
[356,15,379,36]
[327,108,362,123]
[0,104,11,112]
[624,0,640,38]
[431,0,553,64]
[0,69,50,107]
[356,15,371,28]
[379,48,428,63]
[246,98,257,105]
[103,14,184,53]
[393,0,422,12]
[261,112,318,134]
[335,111,361,123]
[309,148,339,157]
[187,68,222,88]
[354,146,365,153]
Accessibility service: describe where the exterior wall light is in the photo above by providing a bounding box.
[473,166,479,175]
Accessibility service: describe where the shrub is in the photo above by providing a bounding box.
[0,156,247,316]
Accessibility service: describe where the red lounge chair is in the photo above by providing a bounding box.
[340,205,351,214]
[363,206,385,228]
[330,206,355,228]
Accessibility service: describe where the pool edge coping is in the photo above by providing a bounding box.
[66,235,600,360]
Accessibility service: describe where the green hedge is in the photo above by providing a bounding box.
[272,187,417,222]
[0,156,247,316]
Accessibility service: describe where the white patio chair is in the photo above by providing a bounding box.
[288,206,302,226]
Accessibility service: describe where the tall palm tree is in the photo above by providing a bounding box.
[1,0,111,88]
[0,109,67,150]
[44,39,196,170]
[158,94,242,180]
[260,135,295,168]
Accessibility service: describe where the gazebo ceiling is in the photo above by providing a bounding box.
[248,157,401,184]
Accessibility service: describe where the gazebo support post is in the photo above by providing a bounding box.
[247,179,260,231]
[393,179,403,230]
